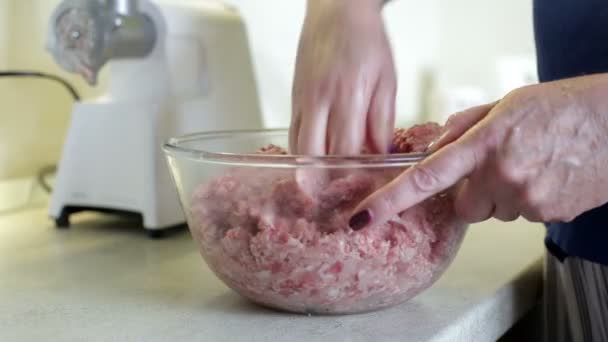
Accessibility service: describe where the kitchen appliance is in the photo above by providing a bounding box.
[46,0,263,237]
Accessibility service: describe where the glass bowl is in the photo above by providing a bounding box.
[163,128,467,315]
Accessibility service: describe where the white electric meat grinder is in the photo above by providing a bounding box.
[46,0,263,237]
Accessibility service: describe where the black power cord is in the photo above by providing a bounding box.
[0,71,81,101]
[37,165,57,194]
[0,70,81,196]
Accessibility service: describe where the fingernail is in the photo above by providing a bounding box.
[349,210,372,231]
[426,130,449,153]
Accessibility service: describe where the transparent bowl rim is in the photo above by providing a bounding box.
[162,128,429,168]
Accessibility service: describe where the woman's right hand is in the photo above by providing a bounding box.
[290,0,397,156]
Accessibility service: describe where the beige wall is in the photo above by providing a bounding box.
[436,0,536,97]
[0,1,9,69]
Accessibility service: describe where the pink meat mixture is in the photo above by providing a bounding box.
[189,123,465,313]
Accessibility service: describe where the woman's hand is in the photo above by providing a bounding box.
[290,0,397,155]
[349,74,608,230]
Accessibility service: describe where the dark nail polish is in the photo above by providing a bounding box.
[349,210,372,231]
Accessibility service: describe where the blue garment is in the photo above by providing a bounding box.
[534,0,608,265]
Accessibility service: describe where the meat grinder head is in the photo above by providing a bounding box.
[46,0,157,85]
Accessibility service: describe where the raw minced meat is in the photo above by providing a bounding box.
[189,123,466,314]
[256,144,287,155]
[392,122,442,153]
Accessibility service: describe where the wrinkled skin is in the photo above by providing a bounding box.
[354,74,608,226]
[290,0,396,155]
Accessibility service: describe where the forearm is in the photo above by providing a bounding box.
[542,73,608,135]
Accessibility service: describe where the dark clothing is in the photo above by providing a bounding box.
[534,0,608,265]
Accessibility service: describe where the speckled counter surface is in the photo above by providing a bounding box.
[0,208,544,342]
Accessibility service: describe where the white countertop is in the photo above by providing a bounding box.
[0,208,545,341]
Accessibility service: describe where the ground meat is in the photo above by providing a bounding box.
[392,123,442,153]
[189,122,466,314]
[257,144,287,155]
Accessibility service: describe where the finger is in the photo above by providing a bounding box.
[290,70,304,154]
[297,101,331,155]
[349,133,485,230]
[327,82,373,155]
[289,114,301,154]
[428,102,496,152]
[488,165,521,222]
[294,101,332,196]
[521,209,542,223]
[367,74,396,153]
[493,205,520,222]
[290,78,331,201]
[453,177,495,223]
[295,167,331,200]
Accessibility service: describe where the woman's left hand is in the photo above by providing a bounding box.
[349,74,608,230]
